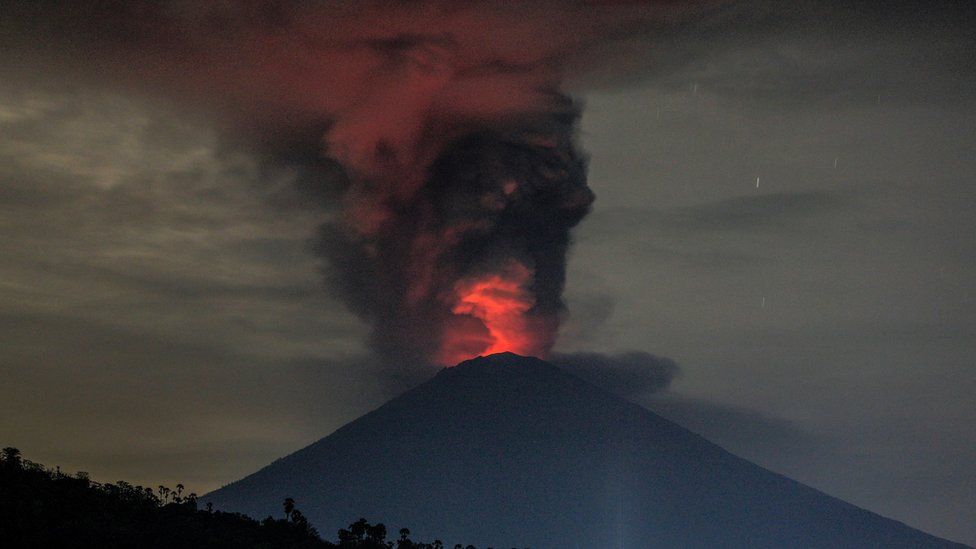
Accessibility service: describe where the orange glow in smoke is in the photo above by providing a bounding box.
[436,262,550,365]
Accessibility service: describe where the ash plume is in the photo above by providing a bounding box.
[4,1,726,377]
[318,109,594,368]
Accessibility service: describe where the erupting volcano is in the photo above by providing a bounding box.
[3,2,972,547]
[320,120,593,369]
[204,353,968,549]
[438,260,547,365]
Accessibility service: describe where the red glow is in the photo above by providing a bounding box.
[436,262,552,365]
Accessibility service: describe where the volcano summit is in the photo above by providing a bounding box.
[205,353,967,548]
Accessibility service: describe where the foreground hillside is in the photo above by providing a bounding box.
[0,447,473,549]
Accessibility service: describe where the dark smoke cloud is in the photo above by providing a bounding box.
[551,351,681,397]
[318,112,594,370]
[3,0,726,379]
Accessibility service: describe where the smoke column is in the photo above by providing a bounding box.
[320,108,593,366]
[292,4,607,367]
[11,1,722,370]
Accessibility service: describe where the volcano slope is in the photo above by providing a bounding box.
[205,353,968,549]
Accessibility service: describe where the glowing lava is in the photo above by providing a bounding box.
[436,261,551,365]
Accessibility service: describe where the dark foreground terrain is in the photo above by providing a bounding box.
[0,447,474,548]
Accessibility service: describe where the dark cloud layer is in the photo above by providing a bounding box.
[618,1,976,108]
[551,351,680,397]
[583,191,844,238]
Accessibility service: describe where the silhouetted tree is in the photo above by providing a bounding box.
[0,448,500,549]
[350,518,370,541]
[0,448,333,547]
[1,447,21,466]
[366,522,387,543]
[284,497,296,520]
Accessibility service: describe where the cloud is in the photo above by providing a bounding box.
[641,392,815,451]
[550,351,680,398]
[584,191,844,238]
[0,309,384,490]
[641,0,976,110]
[0,84,365,362]
[669,191,844,232]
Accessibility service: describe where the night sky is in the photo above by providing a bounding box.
[1,1,974,545]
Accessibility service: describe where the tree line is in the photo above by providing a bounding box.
[0,447,525,549]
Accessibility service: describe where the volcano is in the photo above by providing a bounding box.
[205,353,966,548]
